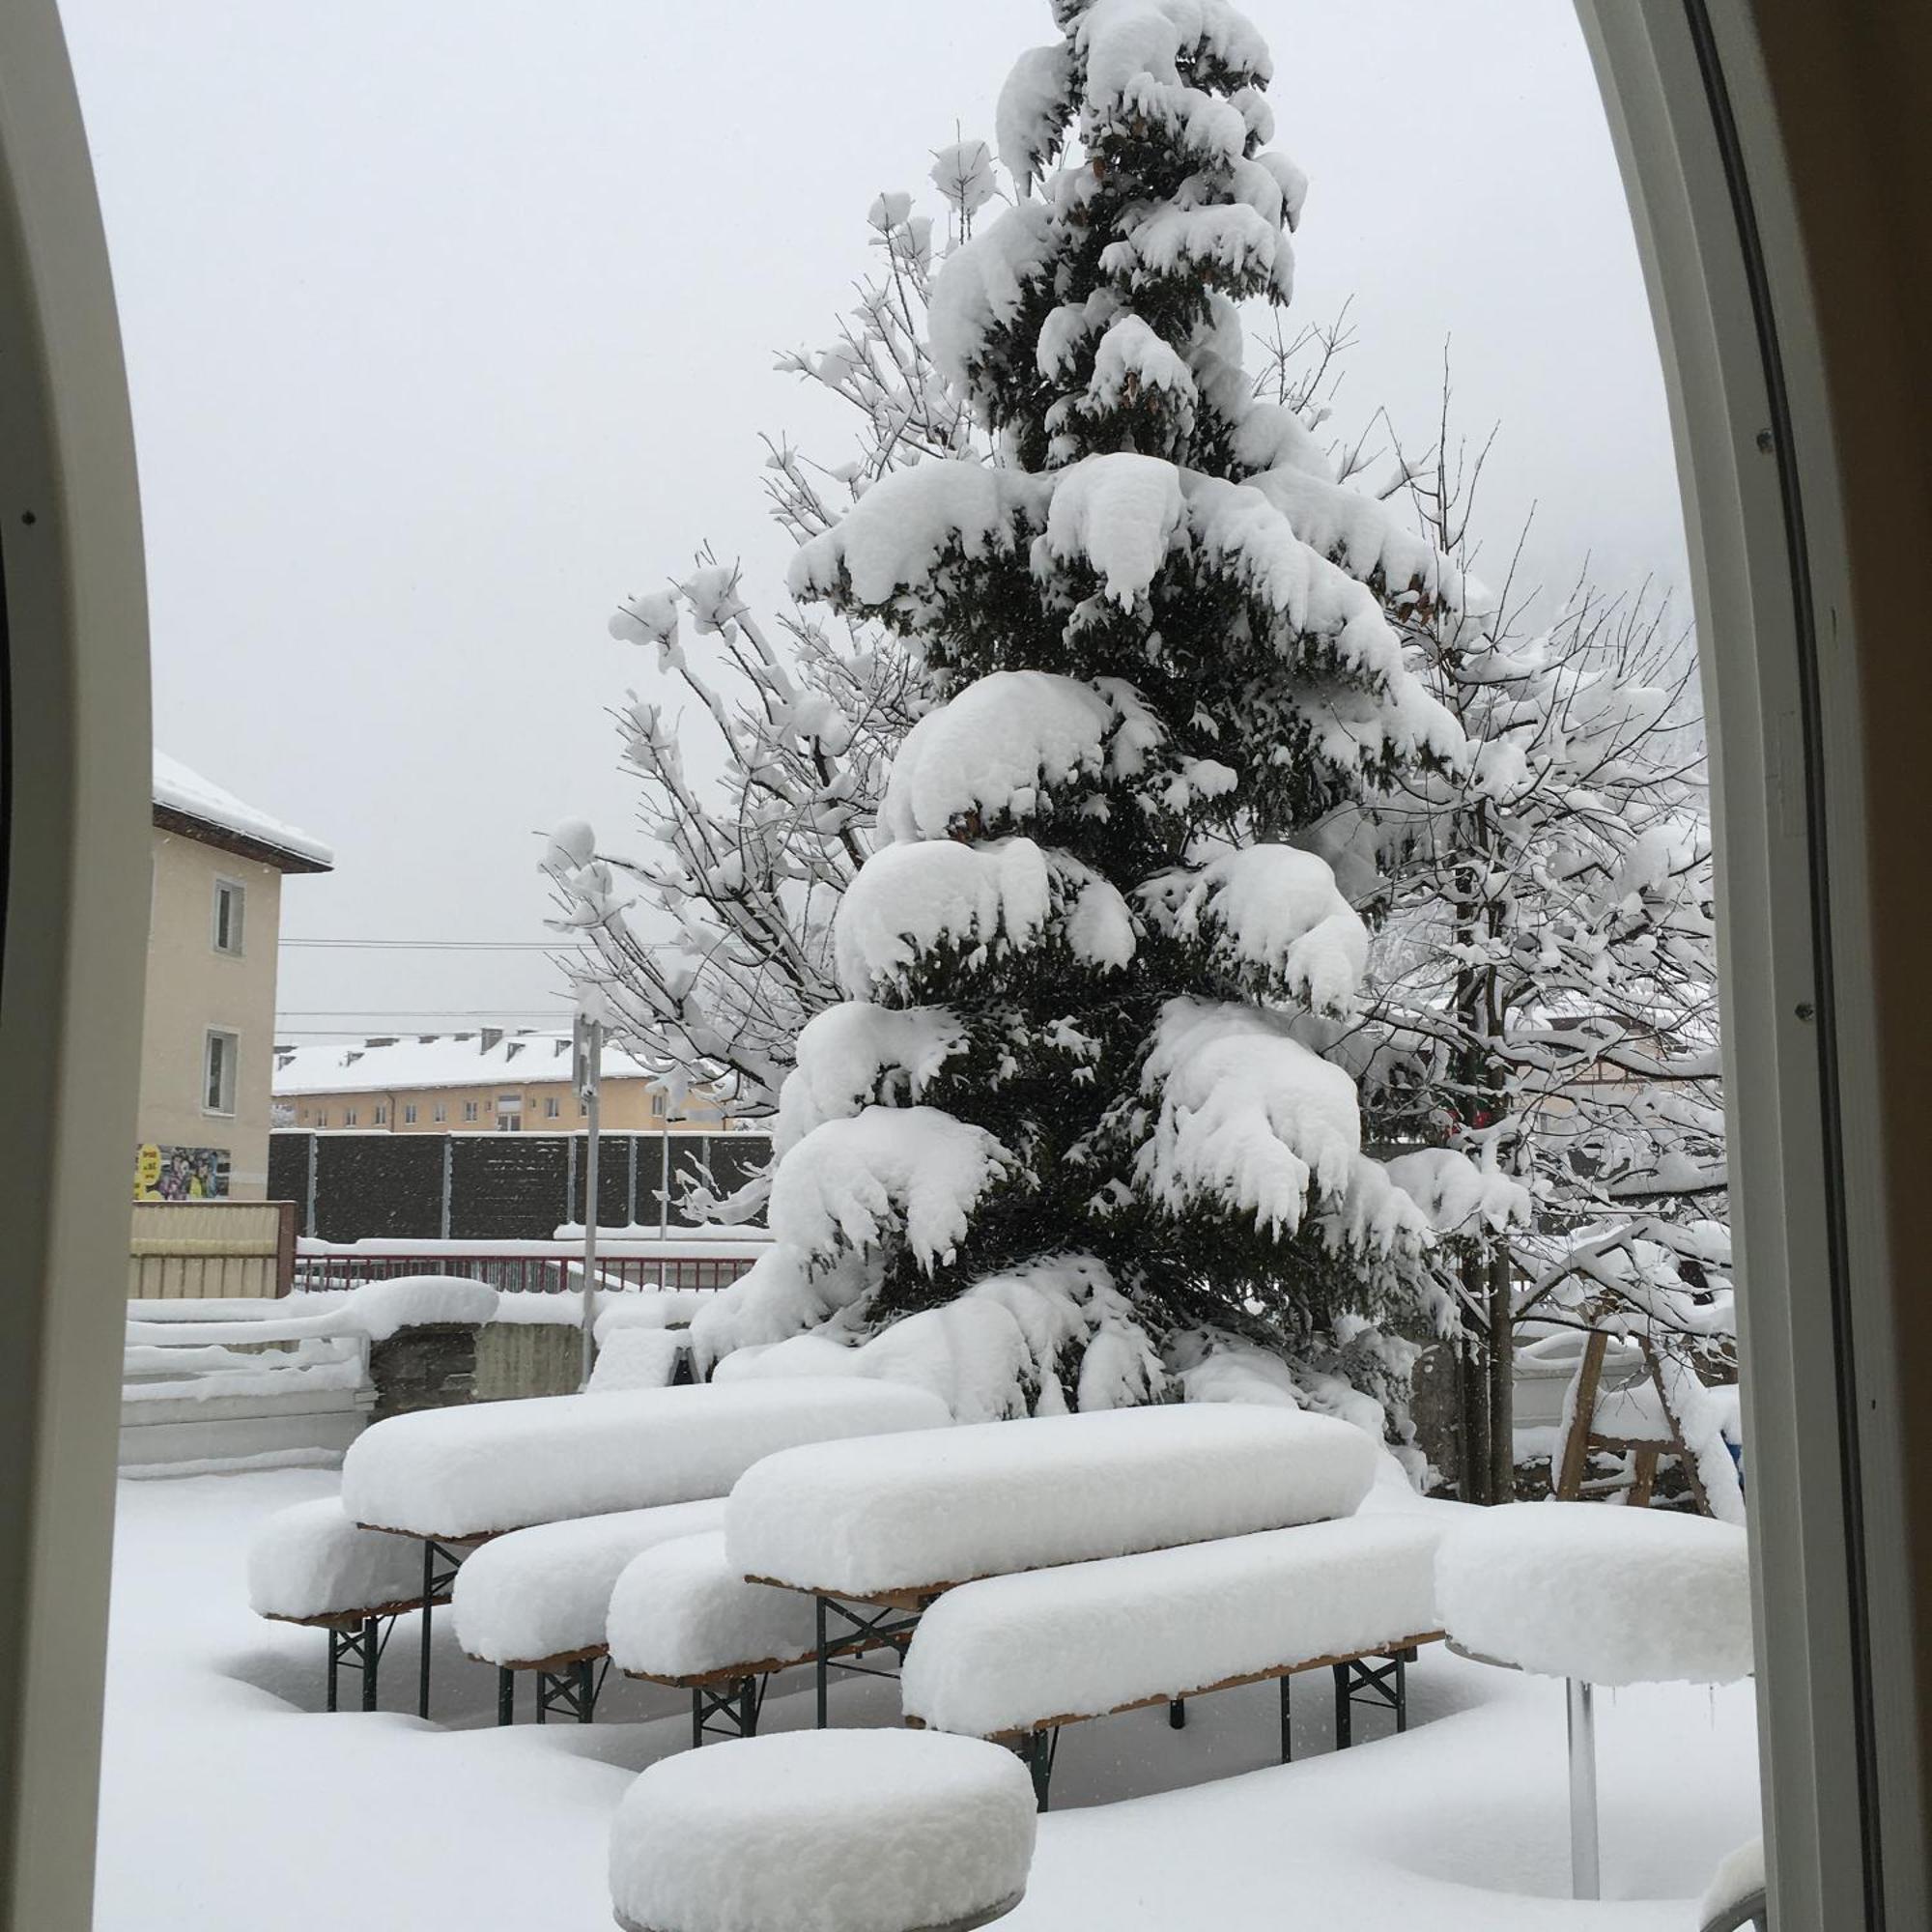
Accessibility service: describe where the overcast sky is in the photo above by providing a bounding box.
[57,0,1688,1043]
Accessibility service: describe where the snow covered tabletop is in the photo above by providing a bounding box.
[451,1499,725,1669]
[246,1497,433,1626]
[901,1515,1442,1739]
[608,1530,820,1685]
[608,1729,1037,1932]
[1435,1501,1752,1687]
[340,1378,951,1541]
[725,1403,1377,1600]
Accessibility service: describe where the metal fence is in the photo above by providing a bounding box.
[268,1129,772,1243]
[290,1246,759,1296]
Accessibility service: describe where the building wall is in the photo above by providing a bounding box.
[284,1076,735,1134]
[138,827,283,1199]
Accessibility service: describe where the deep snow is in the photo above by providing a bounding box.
[96,1468,1761,1930]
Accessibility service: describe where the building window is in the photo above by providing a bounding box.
[202,1029,239,1115]
[579,1098,587,1117]
[373,1103,388,1125]
[544,1095,559,1119]
[497,1113,522,1132]
[212,878,245,956]
[651,1092,668,1119]
[344,1107,358,1127]
[463,1100,478,1122]
[434,1102,447,1123]
[404,1102,417,1124]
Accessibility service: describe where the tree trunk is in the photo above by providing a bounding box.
[1486,1249,1515,1503]
[1456,1281,1493,1504]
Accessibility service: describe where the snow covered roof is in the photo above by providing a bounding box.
[273,1030,665,1096]
[154,751,333,872]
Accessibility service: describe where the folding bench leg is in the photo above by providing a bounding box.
[1020,1729,1058,1812]
[1279,1674,1293,1764]
[497,1667,516,1727]
[326,1616,382,1714]
[1169,1698,1186,1730]
[691,1675,764,1747]
[1333,1662,1351,1748]
[815,1596,830,1729]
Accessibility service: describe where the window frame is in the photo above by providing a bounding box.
[200,1027,238,1117]
[210,874,245,956]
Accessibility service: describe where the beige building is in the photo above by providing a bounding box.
[139,753,332,1200]
[272,1029,741,1134]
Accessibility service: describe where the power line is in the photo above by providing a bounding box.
[280,937,568,952]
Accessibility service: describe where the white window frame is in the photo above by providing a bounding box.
[210,875,245,956]
[433,1101,447,1123]
[200,1028,238,1117]
[403,1102,417,1125]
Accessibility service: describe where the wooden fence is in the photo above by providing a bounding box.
[128,1200,298,1299]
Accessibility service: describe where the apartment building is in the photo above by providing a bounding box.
[272,1029,740,1133]
[139,753,332,1199]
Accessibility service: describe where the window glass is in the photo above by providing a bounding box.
[212,879,244,955]
[202,1030,238,1114]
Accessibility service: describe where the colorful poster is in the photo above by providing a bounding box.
[134,1143,231,1201]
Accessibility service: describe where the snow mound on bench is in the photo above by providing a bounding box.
[608,1530,820,1683]
[246,1497,427,1623]
[343,1275,498,1341]
[901,1516,1442,1738]
[727,1402,1376,1597]
[609,1728,1037,1932]
[341,1378,951,1540]
[587,1328,684,1392]
[1435,1500,1752,1687]
[453,1499,724,1668]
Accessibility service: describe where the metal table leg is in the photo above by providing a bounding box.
[1567,1677,1600,1900]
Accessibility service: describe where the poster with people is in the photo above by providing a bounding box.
[133,1143,231,1201]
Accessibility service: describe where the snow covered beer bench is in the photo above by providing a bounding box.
[1435,1501,1753,1900]
[337,1378,947,1716]
[725,1403,1378,1724]
[608,1729,1037,1932]
[247,1497,446,1713]
[900,1516,1444,1807]
[342,1378,951,1541]
[607,1530,827,1747]
[451,1500,725,1724]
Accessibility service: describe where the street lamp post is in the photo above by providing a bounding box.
[573,1011,603,1389]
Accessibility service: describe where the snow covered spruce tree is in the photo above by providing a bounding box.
[691,0,1523,1431]
[543,185,985,1134]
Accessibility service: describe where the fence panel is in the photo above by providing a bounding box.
[269,1129,773,1242]
[313,1132,445,1242]
[128,1200,298,1298]
[447,1134,573,1240]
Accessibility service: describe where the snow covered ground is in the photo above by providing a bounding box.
[96,1468,1761,1930]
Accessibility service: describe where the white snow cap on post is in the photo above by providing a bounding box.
[1435,1501,1753,1687]
[726,1402,1378,1598]
[341,1275,498,1342]
[609,1729,1037,1932]
[340,1378,952,1541]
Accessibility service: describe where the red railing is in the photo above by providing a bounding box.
[291,1247,761,1296]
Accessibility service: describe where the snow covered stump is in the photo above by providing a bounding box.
[607,1730,1037,1932]
[1435,1502,1752,1901]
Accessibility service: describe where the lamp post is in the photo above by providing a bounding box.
[573,1009,603,1389]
